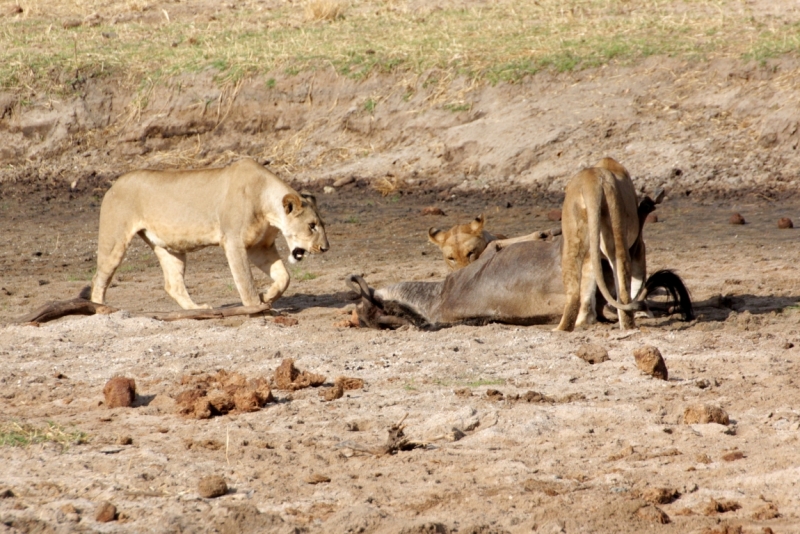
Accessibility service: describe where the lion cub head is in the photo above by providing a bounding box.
[428,215,493,271]
[282,192,329,263]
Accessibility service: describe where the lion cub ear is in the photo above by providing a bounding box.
[283,193,304,216]
[428,227,447,246]
[469,214,485,234]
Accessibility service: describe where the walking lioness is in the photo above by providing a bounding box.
[91,158,329,310]
[557,157,644,331]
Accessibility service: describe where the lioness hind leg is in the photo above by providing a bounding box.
[91,230,136,304]
[575,258,598,327]
[247,245,289,305]
[556,242,585,332]
[149,246,209,310]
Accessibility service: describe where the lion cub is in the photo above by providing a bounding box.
[428,215,506,270]
[91,158,329,310]
[557,157,644,331]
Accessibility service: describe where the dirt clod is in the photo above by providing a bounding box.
[645,213,659,224]
[116,435,133,445]
[721,450,745,462]
[176,370,274,419]
[729,213,746,225]
[95,502,117,523]
[337,376,364,390]
[274,358,326,391]
[633,345,668,380]
[273,316,299,327]
[683,404,730,425]
[421,206,446,216]
[485,389,504,401]
[305,474,331,484]
[636,504,670,524]
[320,382,344,401]
[777,217,793,229]
[641,487,679,504]
[454,387,472,398]
[576,343,609,364]
[0,489,14,499]
[547,209,562,221]
[752,502,780,520]
[198,476,227,498]
[702,498,741,515]
[103,377,136,408]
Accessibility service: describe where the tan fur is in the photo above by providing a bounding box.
[556,157,644,331]
[428,215,506,270]
[90,158,329,310]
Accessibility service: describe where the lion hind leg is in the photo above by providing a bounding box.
[556,234,585,332]
[91,228,137,305]
[575,257,598,327]
[150,246,209,310]
[247,245,289,305]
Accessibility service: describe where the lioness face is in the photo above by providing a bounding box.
[428,215,488,270]
[282,193,329,263]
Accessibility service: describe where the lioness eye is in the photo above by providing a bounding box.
[309,222,316,231]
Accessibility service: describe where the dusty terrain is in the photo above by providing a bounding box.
[3,1,800,533]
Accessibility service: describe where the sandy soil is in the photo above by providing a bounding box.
[3,2,800,533]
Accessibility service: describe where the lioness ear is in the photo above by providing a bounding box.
[299,191,317,209]
[469,214,485,233]
[283,193,304,216]
[428,228,446,246]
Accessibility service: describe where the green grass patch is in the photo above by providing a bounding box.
[0,420,89,449]
[465,378,506,388]
[290,267,318,281]
[2,1,799,95]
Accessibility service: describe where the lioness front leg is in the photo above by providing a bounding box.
[247,245,290,305]
[223,242,262,307]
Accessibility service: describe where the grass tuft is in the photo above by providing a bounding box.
[304,0,347,22]
[0,420,89,449]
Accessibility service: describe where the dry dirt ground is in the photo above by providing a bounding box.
[3,2,800,533]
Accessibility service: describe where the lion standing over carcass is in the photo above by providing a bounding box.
[557,157,644,331]
[91,158,329,310]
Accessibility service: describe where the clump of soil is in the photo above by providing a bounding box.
[274,358,326,391]
[319,376,364,401]
[198,476,228,498]
[702,498,741,515]
[777,217,793,229]
[576,343,609,364]
[641,487,680,504]
[95,502,117,523]
[729,213,746,225]
[683,404,730,425]
[633,345,668,380]
[103,377,136,408]
[176,370,274,419]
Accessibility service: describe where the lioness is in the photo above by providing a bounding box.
[90,158,329,310]
[557,157,642,331]
[428,215,506,270]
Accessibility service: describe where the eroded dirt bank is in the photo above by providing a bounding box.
[2,56,799,204]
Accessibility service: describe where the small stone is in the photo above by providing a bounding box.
[576,343,609,364]
[95,502,117,522]
[323,185,335,194]
[783,342,794,349]
[777,217,793,229]
[319,383,344,401]
[683,404,730,425]
[645,213,659,224]
[103,377,136,408]
[729,213,745,225]
[633,345,668,380]
[116,435,133,445]
[547,209,562,221]
[198,475,227,498]
[0,489,14,499]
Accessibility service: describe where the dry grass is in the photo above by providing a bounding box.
[0,420,89,449]
[1,0,799,95]
[305,0,347,22]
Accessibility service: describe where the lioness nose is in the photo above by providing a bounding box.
[320,245,329,253]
